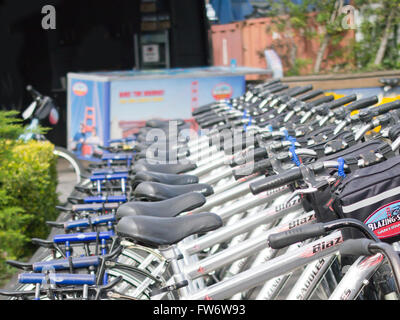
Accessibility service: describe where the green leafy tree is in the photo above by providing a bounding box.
[0,111,58,286]
[264,0,317,75]
[353,0,400,70]
[260,0,399,75]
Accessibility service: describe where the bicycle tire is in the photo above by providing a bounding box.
[53,146,85,184]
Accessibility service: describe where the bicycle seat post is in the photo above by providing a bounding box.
[159,245,192,298]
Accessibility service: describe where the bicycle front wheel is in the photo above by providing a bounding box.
[53,146,85,201]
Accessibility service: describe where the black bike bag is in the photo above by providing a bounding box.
[333,155,400,243]
[303,139,388,224]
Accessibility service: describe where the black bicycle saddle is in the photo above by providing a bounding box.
[116,212,222,248]
[116,192,206,218]
[134,181,213,201]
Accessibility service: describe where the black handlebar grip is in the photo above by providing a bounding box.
[192,104,214,116]
[200,117,226,128]
[26,85,41,98]
[225,138,256,155]
[389,124,400,141]
[258,79,282,90]
[374,99,400,115]
[288,85,313,97]
[346,95,379,112]
[325,94,357,110]
[259,84,289,97]
[297,89,324,102]
[267,84,289,94]
[308,95,335,108]
[283,87,300,96]
[257,84,282,96]
[233,158,271,180]
[231,147,268,167]
[268,223,326,249]
[339,239,375,257]
[249,167,302,195]
[248,147,269,162]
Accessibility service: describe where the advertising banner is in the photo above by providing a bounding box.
[67,67,266,159]
[109,75,245,139]
[67,78,110,160]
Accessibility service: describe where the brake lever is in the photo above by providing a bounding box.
[354,113,392,141]
[282,179,331,206]
[282,188,317,206]
[354,123,374,141]
[392,135,400,152]
[318,112,334,127]
[300,110,313,124]
[333,119,349,135]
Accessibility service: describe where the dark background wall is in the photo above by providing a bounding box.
[0,0,210,146]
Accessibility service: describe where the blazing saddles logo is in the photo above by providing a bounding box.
[364,200,400,239]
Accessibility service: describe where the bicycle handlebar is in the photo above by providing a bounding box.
[26,85,42,99]
[268,218,380,250]
[249,160,337,195]
[346,95,379,112]
[307,95,335,109]
[339,238,376,256]
[288,85,313,98]
[233,158,271,180]
[373,99,400,115]
[268,223,325,249]
[315,94,357,115]
[250,167,302,194]
[296,89,324,102]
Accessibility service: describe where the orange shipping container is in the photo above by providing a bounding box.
[210,22,244,67]
[210,16,355,80]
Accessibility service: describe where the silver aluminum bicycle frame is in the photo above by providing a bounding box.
[169,195,301,292]
[182,230,344,300]
[190,175,269,214]
[180,208,309,282]
[231,211,315,300]
[329,253,385,300]
[254,240,308,300]
[148,209,315,300]
[284,254,338,300]
[222,206,308,284]
[179,191,301,256]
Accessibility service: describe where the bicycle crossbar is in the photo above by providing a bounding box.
[84,195,127,203]
[65,214,116,230]
[18,273,96,286]
[102,153,133,161]
[91,168,129,175]
[71,203,119,212]
[90,173,129,181]
[53,231,114,243]
[32,256,100,272]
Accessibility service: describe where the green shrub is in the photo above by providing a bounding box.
[0,111,59,285]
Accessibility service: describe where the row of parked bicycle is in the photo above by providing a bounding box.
[3,79,400,300]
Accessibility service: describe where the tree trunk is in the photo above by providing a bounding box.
[314,33,330,73]
[374,9,395,66]
[313,0,343,74]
